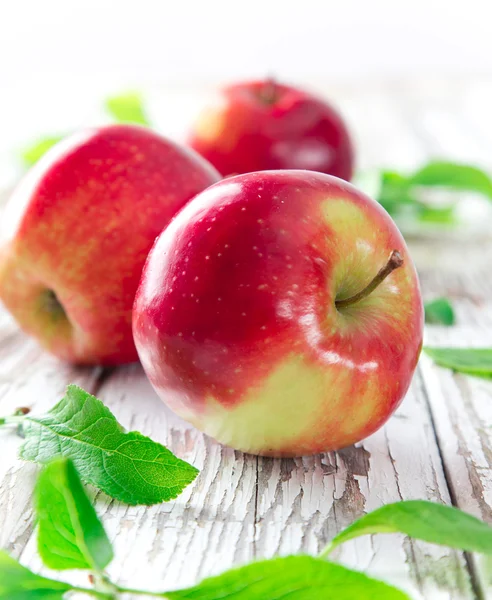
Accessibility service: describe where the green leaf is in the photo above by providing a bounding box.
[324,500,492,555]
[409,161,492,200]
[381,171,410,186]
[165,556,409,600]
[416,205,457,225]
[21,136,64,168]
[20,385,199,505]
[424,298,455,326]
[424,347,492,379]
[35,457,113,571]
[0,551,71,599]
[368,169,435,222]
[105,91,150,126]
[378,171,418,208]
[365,161,492,225]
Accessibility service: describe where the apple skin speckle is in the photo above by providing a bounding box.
[188,80,354,182]
[0,124,219,365]
[133,170,423,456]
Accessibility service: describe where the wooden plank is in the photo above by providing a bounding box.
[13,363,257,595]
[249,82,481,598]
[1,82,490,598]
[0,320,101,590]
[421,327,492,599]
[253,371,473,599]
[389,81,492,597]
[96,367,258,592]
[11,360,473,599]
[0,315,475,598]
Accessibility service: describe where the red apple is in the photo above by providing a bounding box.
[188,79,354,181]
[0,124,219,365]
[133,170,423,457]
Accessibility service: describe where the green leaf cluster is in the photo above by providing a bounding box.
[20,385,198,506]
[358,161,492,225]
[2,453,492,599]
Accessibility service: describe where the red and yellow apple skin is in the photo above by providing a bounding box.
[133,170,423,457]
[0,124,219,365]
[188,80,354,181]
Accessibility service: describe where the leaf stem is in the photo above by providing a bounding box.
[0,415,26,427]
[114,585,170,598]
[318,541,336,559]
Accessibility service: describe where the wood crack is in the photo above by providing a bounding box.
[384,425,424,593]
[252,455,259,559]
[417,367,484,600]
[92,366,117,396]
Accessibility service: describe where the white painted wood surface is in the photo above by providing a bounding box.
[1,80,492,599]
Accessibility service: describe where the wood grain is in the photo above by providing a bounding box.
[421,329,492,598]
[1,80,492,599]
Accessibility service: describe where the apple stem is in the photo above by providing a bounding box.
[259,77,279,105]
[335,250,404,310]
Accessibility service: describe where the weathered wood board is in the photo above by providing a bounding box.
[1,80,492,599]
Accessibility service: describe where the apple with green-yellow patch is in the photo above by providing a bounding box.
[133,170,423,456]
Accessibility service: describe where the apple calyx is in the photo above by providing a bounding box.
[41,289,66,321]
[335,249,404,310]
[258,78,280,105]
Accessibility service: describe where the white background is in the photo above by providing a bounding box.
[1,0,492,186]
[2,0,492,85]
